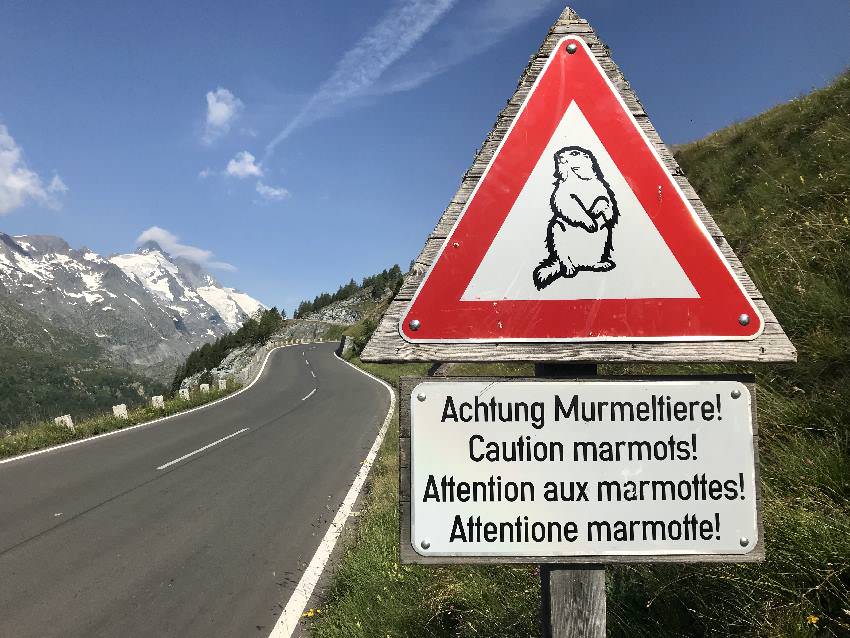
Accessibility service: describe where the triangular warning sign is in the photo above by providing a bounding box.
[400,36,762,343]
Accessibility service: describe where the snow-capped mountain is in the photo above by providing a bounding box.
[110,241,263,331]
[0,233,264,378]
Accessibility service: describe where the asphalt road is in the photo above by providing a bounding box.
[0,342,390,638]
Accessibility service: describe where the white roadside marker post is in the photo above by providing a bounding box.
[54,414,75,432]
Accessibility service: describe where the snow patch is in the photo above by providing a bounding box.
[229,290,264,317]
[81,271,103,291]
[110,252,181,302]
[83,251,104,263]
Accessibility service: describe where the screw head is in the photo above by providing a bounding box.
[738,313,751,326]
[566,42,578,54]
[740,537,749,547]
[416,392,426,402]
[731,388,742,399]
[408,319,421,331]
[420,539,431,550]
[452,242,460,248]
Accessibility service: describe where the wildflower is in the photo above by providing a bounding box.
[799,175,805,183]
[807,614,819,626]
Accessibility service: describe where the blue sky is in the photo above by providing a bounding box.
[1,0,848,314]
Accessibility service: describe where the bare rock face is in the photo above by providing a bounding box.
[275,320,338,342]
[0,233,264,380]
[301,288,386,325]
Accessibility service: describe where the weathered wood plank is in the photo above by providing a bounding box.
[363,299,795,363]
[543,565,606,638]
[399,437,409,468]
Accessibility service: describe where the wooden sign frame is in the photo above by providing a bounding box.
[398,375,764,565]
[362,7,795,364]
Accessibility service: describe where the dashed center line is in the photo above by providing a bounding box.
[156,428,249,470]
[301,388,317,401]
[310,370,316,378]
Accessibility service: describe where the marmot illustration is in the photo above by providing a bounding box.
[532,146,619,290]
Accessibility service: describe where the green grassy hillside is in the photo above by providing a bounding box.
[0,294,164,428]
[307,72,850,637]
[603,71,850,638]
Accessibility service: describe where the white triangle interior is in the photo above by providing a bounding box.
[461,101,699,301]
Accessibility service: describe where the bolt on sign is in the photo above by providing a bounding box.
[401,378,761,562]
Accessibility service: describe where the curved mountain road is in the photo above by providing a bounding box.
[0,342,390,637]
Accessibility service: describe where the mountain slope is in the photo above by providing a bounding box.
[0,234,264,380]
[0,288,164,426]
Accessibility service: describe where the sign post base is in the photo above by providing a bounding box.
[542,565,605,638]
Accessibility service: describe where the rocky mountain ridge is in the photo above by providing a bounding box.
[0,233,264,379]
[300,287,384,325]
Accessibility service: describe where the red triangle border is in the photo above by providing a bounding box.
[400,37,763,344]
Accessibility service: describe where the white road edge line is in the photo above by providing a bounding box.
[0,344,295,467]
[268,353,395,638]
[156,428,249,470]
[301,388,317,401]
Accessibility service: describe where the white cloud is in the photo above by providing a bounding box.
[48,174,69,194]
[137,226,236,271]
[203,87,244,145]
[225,150,263,178]
[376,0,559,94]
[256,181,291,201]
[265,0,458,158]
[198,167,213,179]
[0,124,68,215]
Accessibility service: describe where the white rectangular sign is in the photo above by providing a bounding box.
[409,379,758,558]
